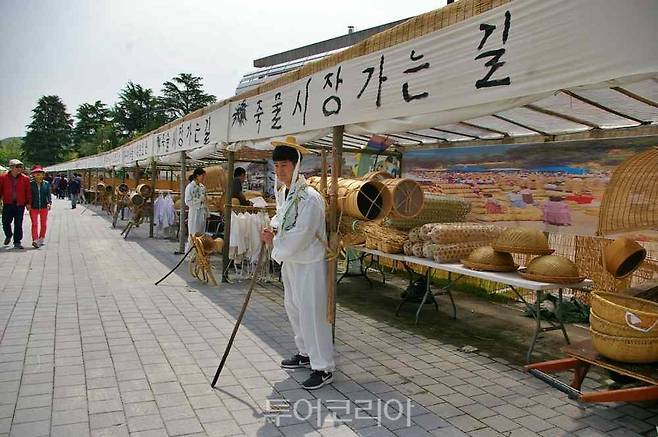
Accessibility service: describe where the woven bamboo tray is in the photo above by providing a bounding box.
[461,259,519,273]
[518,269,586,284]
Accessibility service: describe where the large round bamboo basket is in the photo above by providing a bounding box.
[361,171,393,182]
[136,183,152,198]
[308,177,392,221]
[380,178,424,219]
[590,292,658,333]
[590,310,658,339]
[128,192,145,208]
[590,328,658,363]
[104,184,114,195]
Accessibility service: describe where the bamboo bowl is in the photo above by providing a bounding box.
[590,292,658,334]
[590,328,658,363]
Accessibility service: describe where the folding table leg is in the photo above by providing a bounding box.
[414,268,433,325]
[557,289,570,344]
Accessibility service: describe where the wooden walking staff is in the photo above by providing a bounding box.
[211,244,267,388]
[327,126,343,334]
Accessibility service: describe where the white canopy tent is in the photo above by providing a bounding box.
[44,0,658,173]
[43,0,658,292]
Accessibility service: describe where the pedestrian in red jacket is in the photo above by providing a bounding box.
[0,159,32,249]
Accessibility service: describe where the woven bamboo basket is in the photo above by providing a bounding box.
[96,182,106,192]
[461,246,518,272]
[103,184,114,195]
[403,241,414,256]
[590,310,658,339]
[590,292,658,333]
[590,329,658,363]
[361,171,393,181]
[598,147,658,236]
[493,227,554,255]
[412,242,425,258]
[128,192,145,208]
[386,195,471,229]
[308,177,392,221]
[136,183,152,198]
[359,222,407,254]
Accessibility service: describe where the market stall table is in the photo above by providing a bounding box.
[347,245,593,362]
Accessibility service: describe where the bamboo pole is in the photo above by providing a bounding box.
[177,151,187,254]
[221,151,235,282]
[328,126,343,336]
[320,149,327,197]
[149,158,157,238]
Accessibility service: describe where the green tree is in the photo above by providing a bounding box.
[160,73,216,121]
[72,100,112,154]
[0,137,24,167]
[22,95,73,165]
[113,82,165,139]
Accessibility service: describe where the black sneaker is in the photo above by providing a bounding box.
[302,370,333,390]
[280,354,310,369]
[32,241,39,249]
[3,237,10,246]
[14,244,24,250]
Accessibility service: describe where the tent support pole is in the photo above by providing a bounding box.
[177,151,187,254]
[149,159,157,238]
[328,125,343,342]
[221,151,235,282]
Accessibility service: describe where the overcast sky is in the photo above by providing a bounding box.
[0,0,445,139]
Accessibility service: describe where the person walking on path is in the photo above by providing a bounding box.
[58,175,68,199]
[68,173,81,209]
[260,137,335,390]
[184,167,208,252]
[0,159,32,249]
[28,165,51,248]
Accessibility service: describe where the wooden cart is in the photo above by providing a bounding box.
[525,339,658,403]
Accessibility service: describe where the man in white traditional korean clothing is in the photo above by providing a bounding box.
[261,136,335,390]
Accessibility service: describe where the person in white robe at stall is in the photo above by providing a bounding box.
[184,167,208,252]
[261,136,335,390]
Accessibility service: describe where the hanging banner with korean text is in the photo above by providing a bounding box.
[227,0,657,142]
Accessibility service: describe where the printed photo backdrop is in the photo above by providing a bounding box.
[403,142,657,241]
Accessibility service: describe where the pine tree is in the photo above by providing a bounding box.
[160,73,216,121]
[113,82,166,139]
[22,95,73,165]
[73,100,112,155]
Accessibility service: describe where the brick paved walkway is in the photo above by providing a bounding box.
[0,199,656,437]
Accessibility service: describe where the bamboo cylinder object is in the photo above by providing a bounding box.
[136,183,152,198]
[128,192,145,209]
[116,183,130,196]
[308,176,392,221]
[380,178,424,219]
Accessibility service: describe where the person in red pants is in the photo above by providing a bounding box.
[28,165,51,248]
